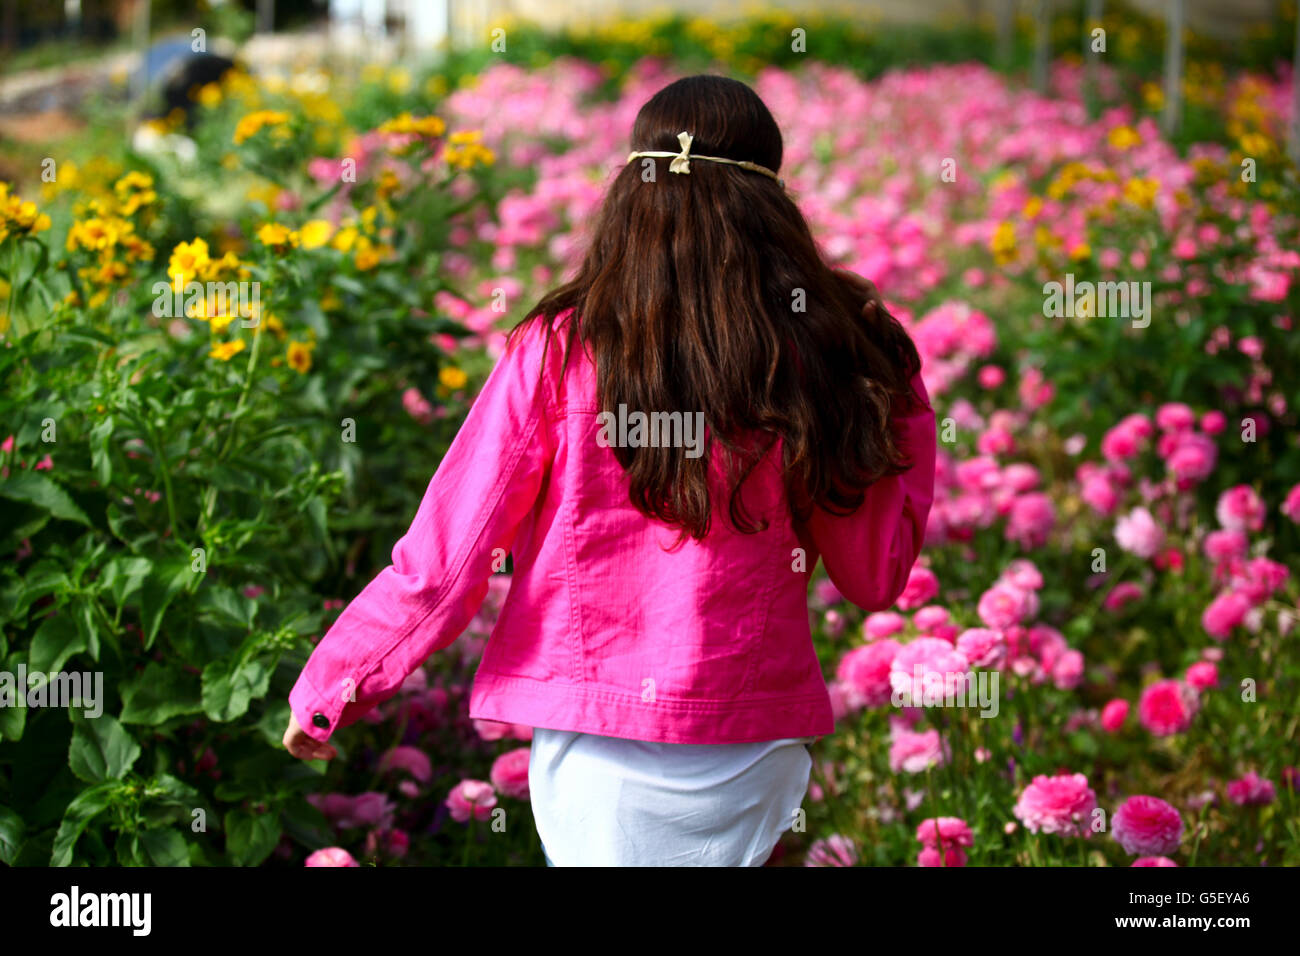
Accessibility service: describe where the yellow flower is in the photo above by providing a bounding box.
[1122,176,1160,210]
[233,109,290,145]
[196,82,223,109]
[257,222,298,247]
[439,366,468,390]
[990,221,1018,266]
[332,225,359,253]
[298,219,334,249]
[265,314,286,340]
[1107,125,1141,150]
[1069,242,1092,261]
[442,130,495,170]
[287,340,314,373]
[354,239,382,271]
[113,171,157,215]
[210,339,247,361]
[1022,197,1043,220]
[168,238,211,287]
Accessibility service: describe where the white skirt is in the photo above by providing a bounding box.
[528,727,814,866]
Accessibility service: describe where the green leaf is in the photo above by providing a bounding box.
[102,555,153,609]
[201,657,271,722]
[68,713,141,783]
[140,558,194,648]
[224,809,281,866]
[0,653,27,741]
[138,828,190,867]
[0,472,91,526]
[0,805,25,864]
[27,613,86,675]
[120,663,202,725]
[90,414,114,486]
[50,782,115,866]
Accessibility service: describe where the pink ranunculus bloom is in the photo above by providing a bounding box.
[1166,432,1217,488]
[955,627,1006,669]
[1137,679,1199,736]
[823,608,846,637]
[896,564,940,610]
[1204,528,1248,565]
[865,611,907,639]
[1200,410,1227,435]
[1202,590,1252,641]
[1005,492,1055,549]
[364,827,410,859]
[917,845,968,867]
[1000,558,1044,591]
[401,387,435,425]
[1131,856,1178,867]
[1155,402,1196,432]
[445,779,498,822]
[1281,483,1300,523]
[805,834,858,867]
[889,637,971,704]
[1050,648,1085,690]
[977,365,1005,389]
[977,583,1033,630]
[1111,795,1183,857]
[889,723,949,774]
[1104,581,1144,611]
[1013,773,1098,838]
[1226,771,1276,807]
[1100,422,1142,461]
[915,816,973,849]
[1215,485,1266,532]
[814,578,845,606]
[1080,473,1120,515]
[1114,506,1165,559]
[912,605,951,634]
[1185,660,1218,691]
[1101,698,1129,733]
[837,639,901,710]
[489,747,532,800]
[1234,556,1289,603]
[378,745,432,783]
[305,847,360,867]
[472,718,514,741]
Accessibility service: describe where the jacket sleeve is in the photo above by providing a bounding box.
[805,370,936,612]
[288,326,555,742]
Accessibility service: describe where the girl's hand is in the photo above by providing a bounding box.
[282,712,338,761]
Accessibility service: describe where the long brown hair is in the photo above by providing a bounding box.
[510,74,923,541]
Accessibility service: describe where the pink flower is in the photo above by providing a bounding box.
[805,834,858,867]
[977,583,1034,630]
[917,845,968,867]
[445,779,498,822]
[1005,493,1055,549]
[1131,856,1178,867]
[1111,795,1183,856]
[889,724,949,774]
[308,792,395,830]
[1215,485,1265,532]
[1137,679,1199,736]
[1155,403,1196,432]
[890,637,971,703]
[837,639,901,710]
[999,558,1044,591]
[1202,590,1252,640]
[1101,698,1129,733]
[1281,483,1300,523]
[977,365,1005,388]
[915,816,973,849]
[1114,507,1165,559]
[896,565,939,610]
[1013,773,1098,837]
[1050,649,1085,690]
[1204,529,1248,565]
[1185,660,1218,690]
[1226,772,1276,806]
[305,847,360,867]
[489,747,532,800]
[912,605,951,633]
[864,611,907,639]
[378,745,432,783]
[1200,410,1226,434]
[1166,433,1217,487]
[1104,581,1144,611]
[955,627,1006,669]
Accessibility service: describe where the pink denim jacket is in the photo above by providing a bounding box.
[289,311,937,745]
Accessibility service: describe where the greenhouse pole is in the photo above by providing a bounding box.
[995,0,1013,67]
[1161,0,1184,138]
[1033,0,1051,93]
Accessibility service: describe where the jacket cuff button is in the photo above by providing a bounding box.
[312,713,329,729]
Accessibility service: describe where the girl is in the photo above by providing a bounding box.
[283,74,937,866]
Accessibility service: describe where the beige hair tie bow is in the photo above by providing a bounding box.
[627,131,784,186]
